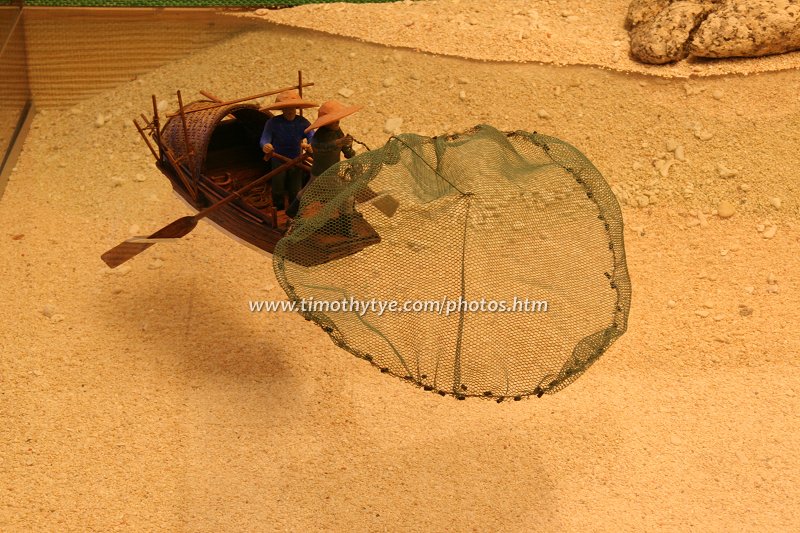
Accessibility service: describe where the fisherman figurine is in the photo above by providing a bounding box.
[286,100,363,234]
[260,90,318,211]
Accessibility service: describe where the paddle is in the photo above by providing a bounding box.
[270,150,399,218]
[101,153,309,268]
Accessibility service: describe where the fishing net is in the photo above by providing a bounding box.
[273,124,631,400]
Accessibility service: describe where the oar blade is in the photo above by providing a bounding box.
[370,194,400,218]
[100,216,198,268]
[101,241,154,268]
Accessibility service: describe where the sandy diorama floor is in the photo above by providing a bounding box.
[2,3,799,531]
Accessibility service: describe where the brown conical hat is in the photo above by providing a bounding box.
[263,90,319,111]
[304,100,363,133]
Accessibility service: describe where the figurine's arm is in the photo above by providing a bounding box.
[259,120,273,150]
[341,133,355,159]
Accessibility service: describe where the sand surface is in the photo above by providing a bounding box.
[2,5,800,532]
[238,0,800,77]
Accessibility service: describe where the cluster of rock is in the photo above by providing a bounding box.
[627,0,800,64]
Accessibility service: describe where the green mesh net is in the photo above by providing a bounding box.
[273,124,631,400]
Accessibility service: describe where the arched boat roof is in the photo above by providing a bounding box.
[160,100,270,176]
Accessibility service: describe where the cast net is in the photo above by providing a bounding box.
[273,124,631,400]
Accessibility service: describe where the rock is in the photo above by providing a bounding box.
[762,225,777,239]
[94,114,106,127]
[767,272,777,285]
[738,305,753,316]
[254,8,268,16]
[459,90,467,100]
[110,177,125,188]
[769,197,782,209]
[42,304,56,318]
[636,195,650,208]
[666,138,679,152]
[157,100,168,113]
[694,129,713,141]
[695,309,710,317]
[670,434,683,445]
[384,117,403,134]
[537,109,551,119]
[148,259,164,270]
[674,145,686,161]
[691,1,800,58]
[382,77,396,88]
[716,163,737,179]
[667,299,677,307]
[712,89,724,100]
[629,2,715,64]
[337,88,354,98]
[626,0,671,29]
[628,0,800,64]
[717,200,735,218]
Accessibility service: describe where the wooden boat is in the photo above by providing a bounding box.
[101,76,381,268]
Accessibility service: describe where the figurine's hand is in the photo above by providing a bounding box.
[341,134,353,148]
[262,143,274,154]
[300,140,312,154]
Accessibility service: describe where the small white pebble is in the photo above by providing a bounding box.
[157,100,168,113]
[712,89,724,100]
[133,173,146,183]
[762,226,777,239]
[149,259,164,270]
[744,286,755,294]
[674,145,685,162]
[459,90,467,100]
[769,197,782,209]
[667,300,676,308]
[767,272,777,285]
[666,139,679,152]
[254,8,268,16]
[94,114,106,127]
[716,163,737,179]
[110,177,125,188]
[717,200,735,219]
[695,130,713,141]
[384,117,403,134]
[337,88,354,98]
[695,309,710,317]
[537,109,550,119]
[42,304,56,318]
[382,77,396,88]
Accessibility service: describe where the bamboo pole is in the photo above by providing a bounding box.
[166,82,315,117]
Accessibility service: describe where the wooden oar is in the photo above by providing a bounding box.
[270,149,399,217]
[101,153,308,268]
